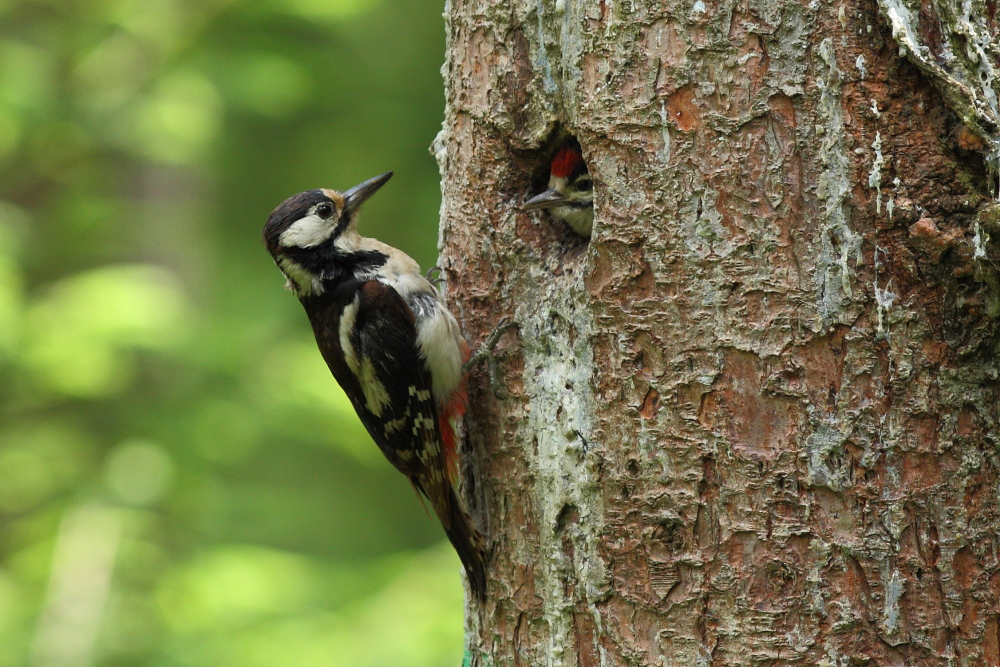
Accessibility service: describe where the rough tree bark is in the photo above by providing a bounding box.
[435,0,1000,664]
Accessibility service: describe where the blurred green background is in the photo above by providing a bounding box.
[0,0,465,665]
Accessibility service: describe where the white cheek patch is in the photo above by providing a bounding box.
[279,214,335,248]
[552,204,594,236]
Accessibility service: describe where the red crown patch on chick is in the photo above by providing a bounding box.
[550,146,584,179]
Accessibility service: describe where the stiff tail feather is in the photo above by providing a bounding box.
[442,487,487,601]
[436,346,483,599]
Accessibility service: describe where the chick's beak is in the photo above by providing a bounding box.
[522,188,570,211]
[342,171,393,216]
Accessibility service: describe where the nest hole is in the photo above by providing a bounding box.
[518,129,593,248]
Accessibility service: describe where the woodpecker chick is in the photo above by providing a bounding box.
[262,172,490,599]
[523,145,594,237]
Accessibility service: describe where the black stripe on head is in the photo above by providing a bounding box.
[567,158,588,182]
[263,190,334,254]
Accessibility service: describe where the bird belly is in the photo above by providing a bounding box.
[414,301,465,404]
[552,204,593,237]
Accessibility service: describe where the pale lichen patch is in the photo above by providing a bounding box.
[517,272,609,667]
[801,408,852,491]
[868,131,885,214]
[973,219,989,259]
[815,38,862,325]
[882,567,906,640]
[873,246,897,339]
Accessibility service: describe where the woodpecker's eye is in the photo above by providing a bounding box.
[575,178,593,192]
[316,203,334,218]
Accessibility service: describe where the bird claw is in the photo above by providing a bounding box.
[463,318,519,399]
[425,266,447,291]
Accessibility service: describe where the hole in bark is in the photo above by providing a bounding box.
[627,460,641,476]
[465,462,477,497]
[555,503,580,533]
[652,520,686,554]
[522,133,593,243]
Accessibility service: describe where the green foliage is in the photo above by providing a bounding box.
[0,0,463,664]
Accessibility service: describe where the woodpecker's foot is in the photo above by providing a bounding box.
[463,318,519,398]
[425,266,446,286]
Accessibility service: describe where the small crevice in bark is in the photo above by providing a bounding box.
[555,502,580,534]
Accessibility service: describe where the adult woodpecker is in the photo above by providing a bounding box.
[522,144,594,237]
[263,172,507,600]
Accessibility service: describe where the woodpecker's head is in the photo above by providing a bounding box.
[523,146,593,237]
[263,172,393,296]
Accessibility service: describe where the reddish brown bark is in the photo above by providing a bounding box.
[437,0,1000,664]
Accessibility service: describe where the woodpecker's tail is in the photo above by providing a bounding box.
[441,487,487,602]
[429,372,485,600]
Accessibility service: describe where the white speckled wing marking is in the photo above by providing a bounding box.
[356,357,391,417]
[339,295,391,417]
[339,296,359,370]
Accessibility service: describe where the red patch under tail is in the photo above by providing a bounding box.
[439,386,466,487]
[438,338,470,487]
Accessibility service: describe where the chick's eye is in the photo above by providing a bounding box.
[575,178,593,192]
[316,203,334,218]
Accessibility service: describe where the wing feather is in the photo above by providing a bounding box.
[349,281,443,484]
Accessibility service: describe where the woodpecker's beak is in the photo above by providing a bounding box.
[342,171,393,217]
[522,188,569,211]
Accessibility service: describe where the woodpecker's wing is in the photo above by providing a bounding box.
[345,281,449,486]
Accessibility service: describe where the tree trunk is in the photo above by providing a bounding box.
[436,0,1000,664]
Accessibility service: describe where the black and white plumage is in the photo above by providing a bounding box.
[262,173,487,599]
